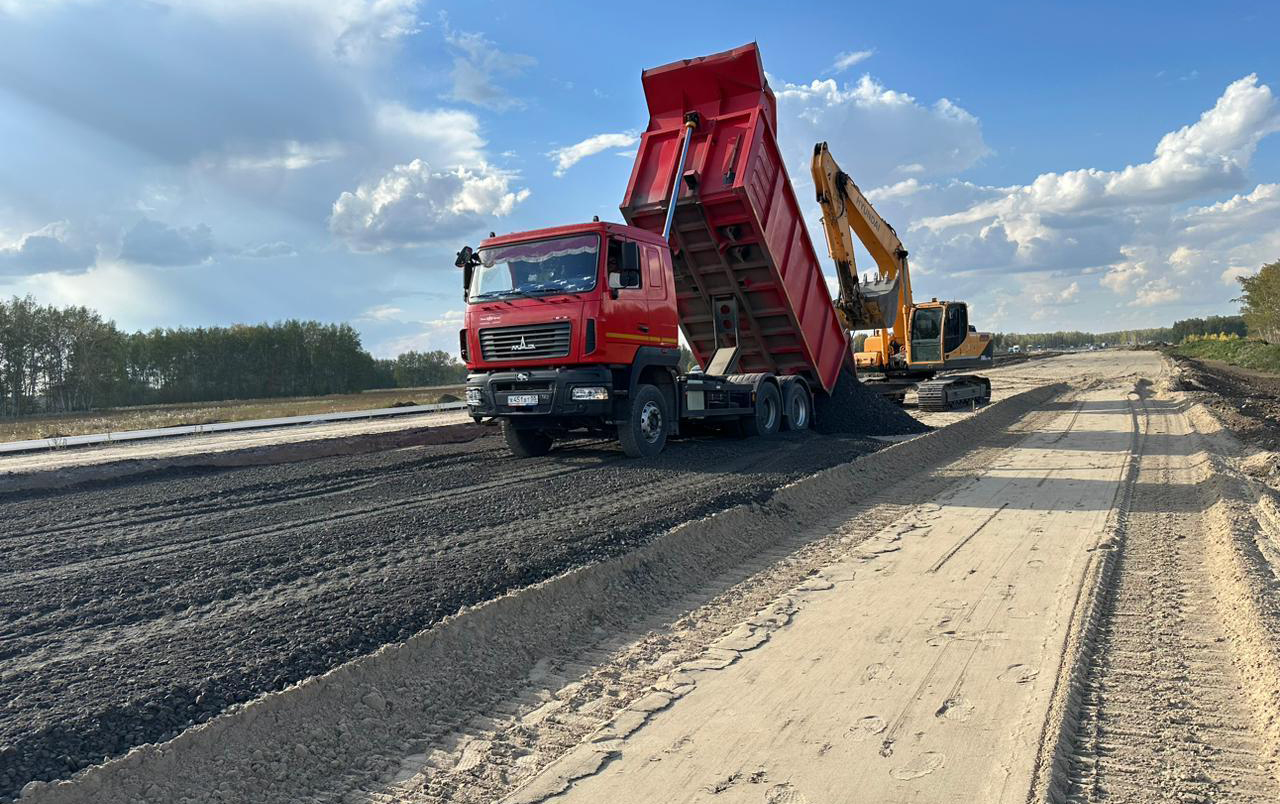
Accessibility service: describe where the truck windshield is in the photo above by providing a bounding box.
[469,234,600,302]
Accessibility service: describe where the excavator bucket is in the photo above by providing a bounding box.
[850,276,902,331]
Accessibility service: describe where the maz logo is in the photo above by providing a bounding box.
[509,336,537,351]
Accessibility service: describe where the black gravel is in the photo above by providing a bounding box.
[0,428,882,799]
[815,367,931,436]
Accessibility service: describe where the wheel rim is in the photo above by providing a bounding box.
[639,400,663,443]
[762,394,779,431]
[790,392,809,428]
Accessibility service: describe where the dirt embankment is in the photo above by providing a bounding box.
[1172,355,1280,450]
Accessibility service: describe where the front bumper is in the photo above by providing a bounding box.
[466,366,615,419]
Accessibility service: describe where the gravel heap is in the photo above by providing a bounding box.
[814,367,930,436]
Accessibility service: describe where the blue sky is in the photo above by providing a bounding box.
[1,0,1277,356]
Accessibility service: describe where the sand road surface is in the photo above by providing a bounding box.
[12,351,1280,804]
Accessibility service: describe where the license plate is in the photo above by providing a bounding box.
[507,394,540,406]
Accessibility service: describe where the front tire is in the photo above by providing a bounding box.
[502,419,553,458]
[741,381,782,437]
[617,384,668,458]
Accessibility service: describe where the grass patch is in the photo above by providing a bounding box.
[1172,338,1280,374]
[0,385,465,443]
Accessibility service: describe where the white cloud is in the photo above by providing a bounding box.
[374,102,488,164]
[444,28,536,110]
[1131,279,1182,307]
[1032,280,1079,305]
[829,49,873,73]
[774,74,990,190]
[548,132,640,176]
[329,159,530,252]
[867,178,922,202]
[917,75,1279,236]
[358,303,405,321]
[885,74,1280,318]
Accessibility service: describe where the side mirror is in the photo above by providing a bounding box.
[620,241,640,274]
[455,246,479,300]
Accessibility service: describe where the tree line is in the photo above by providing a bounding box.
[994,315,1248,351]
[0,296,465,418]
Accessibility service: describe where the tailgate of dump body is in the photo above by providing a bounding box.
[619,44,849,395]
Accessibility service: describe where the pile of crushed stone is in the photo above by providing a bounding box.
[814,366,930,436]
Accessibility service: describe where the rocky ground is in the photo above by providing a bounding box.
[1,426,887,799]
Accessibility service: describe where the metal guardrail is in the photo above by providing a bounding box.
[0,401,469,455]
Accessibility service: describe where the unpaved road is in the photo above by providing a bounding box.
[9,351,1280,804]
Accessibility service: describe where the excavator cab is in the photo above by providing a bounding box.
[907,303,944,364]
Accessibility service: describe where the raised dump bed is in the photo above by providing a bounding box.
[620,43,849,394]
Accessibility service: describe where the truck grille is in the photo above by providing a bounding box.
[479,322,572,361]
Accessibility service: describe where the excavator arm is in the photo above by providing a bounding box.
[810,142,913,337]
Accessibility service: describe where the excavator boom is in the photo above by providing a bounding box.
[811,142,911,360]
[810,142,994,409]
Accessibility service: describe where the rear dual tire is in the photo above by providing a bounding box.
[781,381,811,431]
[740,382,782,437]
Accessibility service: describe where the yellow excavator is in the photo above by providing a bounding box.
[811,142,993,410]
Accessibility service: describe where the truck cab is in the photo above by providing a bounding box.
[461,221,686,454]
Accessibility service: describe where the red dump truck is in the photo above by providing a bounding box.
[460,44,853,457]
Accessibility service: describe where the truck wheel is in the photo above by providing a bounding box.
[502,419,553,458]
[618,383,668,458]
[781,382,811,431]
[741,381,782,437]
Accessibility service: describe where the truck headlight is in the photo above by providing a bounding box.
[465,387,482,405]
[571,386,609,401]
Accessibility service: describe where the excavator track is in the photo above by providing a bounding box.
[916,374,991,411]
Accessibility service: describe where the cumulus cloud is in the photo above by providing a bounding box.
[549,132,640,176]
[829,49,874,73]
[886,74,1280,318]
[444,28,536,110]
[916,75,1279,235]
[0,222,94,275]
[774,74,991,189]
[329,160,530,252]
[119,219,216,266]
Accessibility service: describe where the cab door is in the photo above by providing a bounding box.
[907,306,943,365]
[643,244,678,349]
[598,237,650,362]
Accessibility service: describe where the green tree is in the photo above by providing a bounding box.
[1239,260,1280,342]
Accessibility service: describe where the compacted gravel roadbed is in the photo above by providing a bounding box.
[0,429,880,798]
